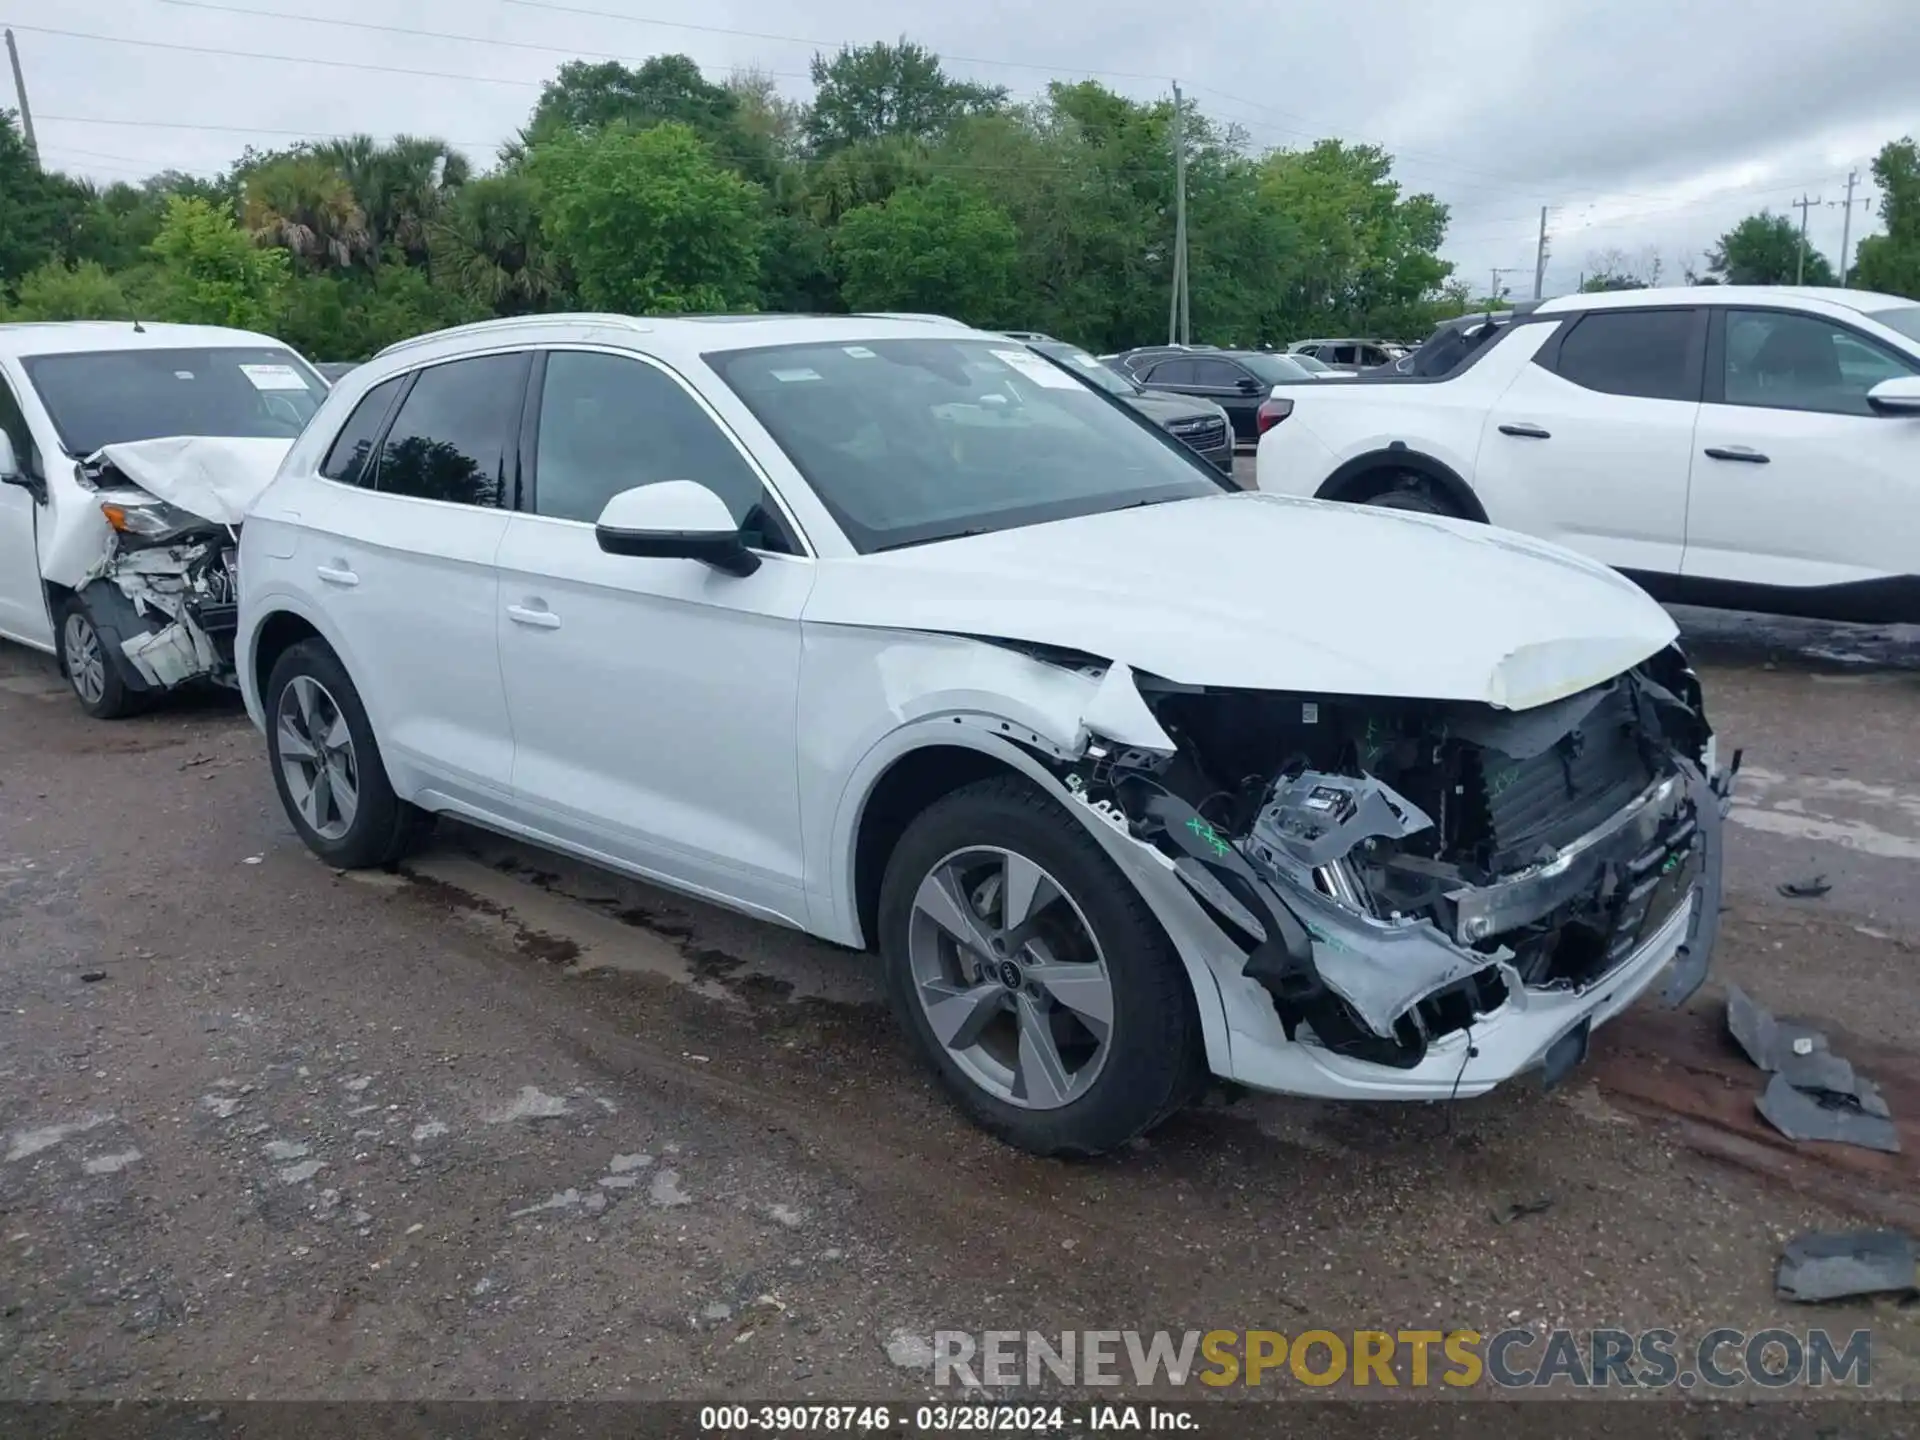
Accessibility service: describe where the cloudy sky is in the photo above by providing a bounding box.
[9,0,1916,298]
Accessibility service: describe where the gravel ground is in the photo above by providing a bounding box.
[2,605,1919,1408]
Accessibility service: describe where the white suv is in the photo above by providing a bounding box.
[1256,287,1920,623]
[237,312,1732,1155]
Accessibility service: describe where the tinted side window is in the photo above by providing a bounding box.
[1723,309,1917,416]
[1189,359,1242,388]
[1329,345,1359,364]
[319,376,404,486]
[374,353,527,506]
[1553,310,1698,401]
[532,350,796,552]
[1144,359,1196,385]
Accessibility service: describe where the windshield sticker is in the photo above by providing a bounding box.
[239,363,310,392]
[771,367,822,383]
[990,348,1079,389]
[174,371,196,380]
[841,346,877,359]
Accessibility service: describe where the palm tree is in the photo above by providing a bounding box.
[314,134,469,268]
[240,154,370,271]
[429,172,562,314]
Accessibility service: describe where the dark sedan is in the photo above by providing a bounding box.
[1021,340,1235,474]
[1124,349,1327,445]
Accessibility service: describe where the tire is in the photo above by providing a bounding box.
[1359,471,1459,517]
[265,638,427,869]
[878,776,1205,1157]
[57,596,141,720]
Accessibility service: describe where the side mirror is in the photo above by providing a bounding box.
[1235,376,1263,395]
[1867,375,1920,416]
[593,480,761,577]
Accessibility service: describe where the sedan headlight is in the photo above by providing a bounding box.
[99,494,206,543]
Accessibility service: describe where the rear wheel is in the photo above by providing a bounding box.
[1356,470,1461,517]
[57,598,139,720]
[266,639,427,868]
[878,777,1204,1157]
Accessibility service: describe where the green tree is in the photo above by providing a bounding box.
[279,265,481,360]
[313,135,470,269]
[0,111,84,289]
[526,57,776,182]
[529,123,764,313]
[148,195,288,329]
[806,41,1004,155]
[1707,211,1834,286]
[831,178,1017,322]
[431,171,567,314]
[1851,137,1920,297]
[0,260,137,321]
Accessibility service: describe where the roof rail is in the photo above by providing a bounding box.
[855,311,971,327]
[372,312,650,360]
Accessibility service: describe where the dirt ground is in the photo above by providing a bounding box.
[3,604,1920,1410]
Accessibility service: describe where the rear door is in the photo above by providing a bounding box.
[1473,306,1704,575]
[1184,357,1263,442]
[1685,306,1920,597]
[0,369,53,649]
[274,353,527,808]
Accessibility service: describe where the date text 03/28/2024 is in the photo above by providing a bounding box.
[697,1406,1191,1432]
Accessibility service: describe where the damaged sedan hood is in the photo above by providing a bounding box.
[807,491,1677,709]
[89,436,294,527]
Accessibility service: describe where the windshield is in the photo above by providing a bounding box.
[1869,306,1920,344]
[708,338,1228,553]
[1238,353,1319,384]
[1032,342,1140,397]
[1290,353,1333,373]
[22,346,328,455]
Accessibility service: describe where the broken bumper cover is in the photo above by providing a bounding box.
[1199,759,1731,1102]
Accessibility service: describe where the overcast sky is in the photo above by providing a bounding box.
[10,0,1917,299]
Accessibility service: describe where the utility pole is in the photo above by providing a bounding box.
[1532,206,1551,300]
[1168,80,1189,346]
[1791,193,1820,286]
[1490,266,1522,303]
[1837,170,1860,287]
[4,29,36,168]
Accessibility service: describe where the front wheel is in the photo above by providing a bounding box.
[57,597,139,720]
[878,777,1204,1157]
[265,639,427,869]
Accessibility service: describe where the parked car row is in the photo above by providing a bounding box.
[1,309,1735,1161]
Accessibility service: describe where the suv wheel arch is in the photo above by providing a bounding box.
[1315,447,1488,523]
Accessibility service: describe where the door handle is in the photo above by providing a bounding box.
[1704,446,1770,464]
[315,563,359,587]
[1498,422,1552,439]
[507,603,561,630]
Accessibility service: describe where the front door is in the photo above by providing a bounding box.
[495,348,815,924]
[1685,307,1920,599]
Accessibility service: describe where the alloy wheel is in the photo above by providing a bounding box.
[275,675,360,841]
[63,612,107,707]
[905,846,1114,1110]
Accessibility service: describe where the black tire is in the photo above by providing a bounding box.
[56,596,141,720]
[265,638,428,869]
[878,776,1205,1158]
[1359,471,1459,517]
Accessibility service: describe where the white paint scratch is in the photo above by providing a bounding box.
[510,1188,582,1218]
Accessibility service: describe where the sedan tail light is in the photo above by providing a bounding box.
[1256,397,1294,435]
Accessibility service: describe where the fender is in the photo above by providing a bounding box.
[238,587,384,736]
[1314,445,1489,522]
[824,716,1237,1079]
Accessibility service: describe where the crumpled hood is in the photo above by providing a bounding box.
[804,490,1679,710]
[89,436,294,527]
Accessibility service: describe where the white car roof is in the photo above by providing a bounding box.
[1535,285,1917,319]
[364,311,999,377]
[0,320,295,359]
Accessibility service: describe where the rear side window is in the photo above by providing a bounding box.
[374,353,528,507]
[319,376,404,486]
[1189,359,1243,388]
[1328,345,1358,364]
[1144,359,1195,385]
[1551,310,1699,401]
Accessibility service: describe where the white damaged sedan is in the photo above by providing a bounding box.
[237,313,1736,1156]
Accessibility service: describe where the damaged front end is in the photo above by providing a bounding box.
[79,459,241,694]
[1041,646,1738,1093]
